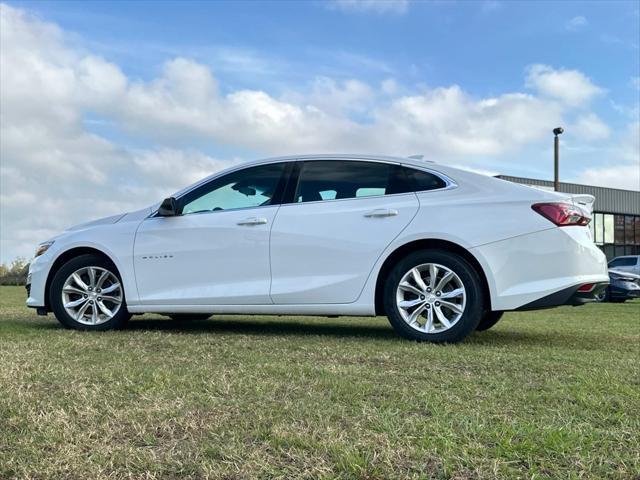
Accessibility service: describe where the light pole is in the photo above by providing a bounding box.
[553,127,564,191]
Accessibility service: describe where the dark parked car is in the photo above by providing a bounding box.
[596,269,640,303]
[607,255,640,276]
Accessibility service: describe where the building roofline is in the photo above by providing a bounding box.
[496,175,640,194]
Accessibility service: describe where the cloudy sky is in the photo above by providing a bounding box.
[1,0,639,262]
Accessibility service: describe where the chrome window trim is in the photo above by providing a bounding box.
[147,203,280,220]
[280,190,418,208]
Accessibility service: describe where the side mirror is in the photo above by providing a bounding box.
[157,197,178,217]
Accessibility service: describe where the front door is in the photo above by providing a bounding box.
[134,162,288,305]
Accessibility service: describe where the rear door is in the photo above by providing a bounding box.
[269,160,419,304]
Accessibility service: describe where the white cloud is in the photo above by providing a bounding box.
[326,0,410,15]
[381,78,399,95]
[111,59,568,156]
[631,76,640,91]
[576,121,640,190]
[577,165,639,190]
[370,88,563,156]
[282,77,374,116]
[617,121,640,163]
[526,64,604,107]
[565,15,588,32]
[572,113,611,142]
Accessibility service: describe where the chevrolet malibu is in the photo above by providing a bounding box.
[26,155,609,343]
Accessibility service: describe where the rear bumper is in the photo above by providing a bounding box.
[471,226,609,311]
[516,282,609,310]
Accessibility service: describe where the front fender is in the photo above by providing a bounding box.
[29,222,140,309]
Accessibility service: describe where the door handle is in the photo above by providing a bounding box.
[237,217,268,226]
[364,208,399,218]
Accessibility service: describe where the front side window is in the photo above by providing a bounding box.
[180,163,286,214]
[295,161,393,203]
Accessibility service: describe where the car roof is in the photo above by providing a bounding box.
[238,153,429,168]
[228,153,486,183]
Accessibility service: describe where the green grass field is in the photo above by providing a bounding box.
[1,286,638,479]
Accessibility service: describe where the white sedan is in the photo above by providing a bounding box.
[26,155,609,342]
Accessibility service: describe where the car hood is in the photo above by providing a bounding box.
[65,207,153,232]
[609,269,640,280]
[66,213,127,232]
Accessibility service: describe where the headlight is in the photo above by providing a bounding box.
[34,241,54,258]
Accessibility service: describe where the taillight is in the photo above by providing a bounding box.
[532,203,590,226]
[577,283,595,292]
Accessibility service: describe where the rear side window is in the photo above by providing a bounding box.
[295,161,392,203]
[609,257,638,267]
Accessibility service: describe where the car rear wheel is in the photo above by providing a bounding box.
[50,254,131,330]
[476,311,504,331]
[384,250,484,343]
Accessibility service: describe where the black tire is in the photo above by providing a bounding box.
[594,288,609,303]
[49,254,131,330]
[166,314,211,321]
[384,249,485,343]
[476,311,504,331]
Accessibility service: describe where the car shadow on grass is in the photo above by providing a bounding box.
[8,316,608,349]
[467,329,599,349]
[126,316,401,340]
[123,316,602,348]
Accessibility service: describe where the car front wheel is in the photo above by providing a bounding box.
[384,250,484,343]
[50,254,131,330]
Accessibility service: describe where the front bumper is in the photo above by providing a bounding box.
[610,282,640,300]
[25,254,51,309]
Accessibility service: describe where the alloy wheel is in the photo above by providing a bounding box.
[61,266,123,325]
[395,263,466,334]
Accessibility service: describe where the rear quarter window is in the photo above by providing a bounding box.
[395,167,448,193]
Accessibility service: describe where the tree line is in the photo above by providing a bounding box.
[0,258,29,285]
